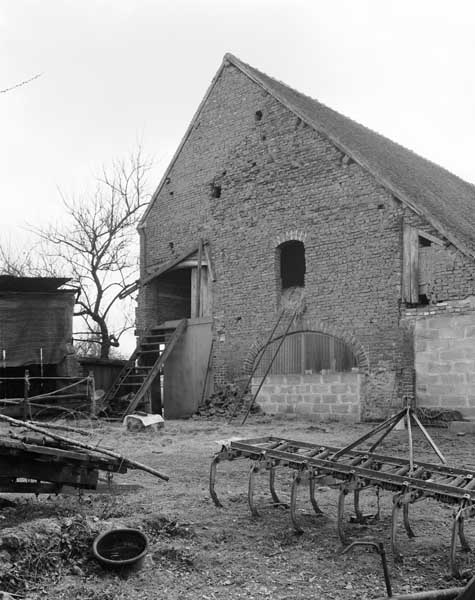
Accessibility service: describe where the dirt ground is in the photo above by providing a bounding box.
[0,415,474,600]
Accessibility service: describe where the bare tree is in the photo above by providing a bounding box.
[1,149,152,358]
[37,149,152,358]
[0,238,55,276]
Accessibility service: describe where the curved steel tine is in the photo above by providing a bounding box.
[248,462,260,517]
[450,509,462,578]
[290,470,304,534]
[458,513,471,552]
[403,502,415,538]
[209,456,223,508]
[391,495,403,563]
[269,464,281,506]
[354,488,364,522]
[337,485,349,545]
[309,471,324,516]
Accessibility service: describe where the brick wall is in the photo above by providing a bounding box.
[403,298,475,417]
[252,372,361,421]
[138,62,475,420]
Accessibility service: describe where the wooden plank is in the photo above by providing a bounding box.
[417,229,445,247]
[164,320,213,418]
[200,340,215,406]
[195,239,203,318]
[0,437,127,472]
[403,224,419,303]
[142,241,209,286]
[203,243,216,282]
[123,319,187,416]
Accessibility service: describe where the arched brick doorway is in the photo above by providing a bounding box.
[243,318,369,421]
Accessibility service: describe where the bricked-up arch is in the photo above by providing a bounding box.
[243,317,369,376]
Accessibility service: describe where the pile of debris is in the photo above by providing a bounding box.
[196,383,262,419]
[416,407,466,428]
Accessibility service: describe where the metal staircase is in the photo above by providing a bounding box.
[103,320,187,417]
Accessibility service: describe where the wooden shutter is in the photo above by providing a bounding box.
[402,224,419,303]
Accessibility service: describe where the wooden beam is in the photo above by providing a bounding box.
[203,243,216,282]
[195,240,203,318]
[142,241,209,286]
[417,229,445,247]
[118,279,140,299]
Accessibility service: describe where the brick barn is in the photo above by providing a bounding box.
[136,54,475,421]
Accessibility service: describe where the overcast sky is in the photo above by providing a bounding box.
[2,0,475,238]
[2,0,475,351]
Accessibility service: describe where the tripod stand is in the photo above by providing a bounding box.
[331,399,447,470]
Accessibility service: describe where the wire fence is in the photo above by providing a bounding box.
[0,371,97,420]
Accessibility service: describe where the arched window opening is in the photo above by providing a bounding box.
[279,241,305,289]
[254,331,357,376]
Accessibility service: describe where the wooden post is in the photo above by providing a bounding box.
[145,389,152,414]
[195,239,203,318]
[329,336,336,371]
[23,369,30,421]
[89,371,96,417]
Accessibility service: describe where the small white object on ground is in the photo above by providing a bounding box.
[215,437,242,449]
[123,414,165,432]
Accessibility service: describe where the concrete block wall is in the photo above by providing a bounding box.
[404,298,475,417]
[252,372,361,421]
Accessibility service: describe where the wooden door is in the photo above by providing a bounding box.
[162,318,212,418]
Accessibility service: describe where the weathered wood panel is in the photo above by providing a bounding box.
[255,331,357,376]
[403,224,419,303]
[163,318,213,418]
[78,357,126,393]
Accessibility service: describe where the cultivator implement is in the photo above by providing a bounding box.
[210,406,475,577]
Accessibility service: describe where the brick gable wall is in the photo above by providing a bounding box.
[138,63,475,419]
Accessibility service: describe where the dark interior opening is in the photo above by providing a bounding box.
[0,364,58,399]
[280,241,306,289]
[211,184,221,198]
[156,269,191,322]
[419,236,432,247]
